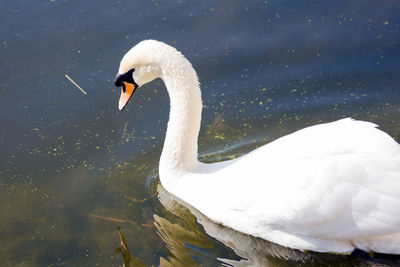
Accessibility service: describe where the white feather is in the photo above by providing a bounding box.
[117,40,400,254]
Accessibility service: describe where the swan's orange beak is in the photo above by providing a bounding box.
[119,82,137,110]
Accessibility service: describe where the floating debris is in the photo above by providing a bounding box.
[89,213,152,228]
[89,214,128,223]
[210,103,231,132]
[115,227,147,267]
[121,122,129,144]
[124,192,157,203]
[65,74,87,95]
[117,226,129,255]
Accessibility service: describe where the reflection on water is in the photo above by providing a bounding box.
[1,0,400,265]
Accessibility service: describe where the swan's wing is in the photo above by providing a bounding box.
[238,153,400,253]
[257,153,400,238]
[188,119,400,252]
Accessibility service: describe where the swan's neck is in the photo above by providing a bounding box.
[159,55,202,181]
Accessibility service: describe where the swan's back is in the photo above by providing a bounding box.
[250,118,399,160]
[176,118,400,253]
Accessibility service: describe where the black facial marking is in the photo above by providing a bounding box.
[114,68,137,88]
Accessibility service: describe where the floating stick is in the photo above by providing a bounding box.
[65,74,87,95]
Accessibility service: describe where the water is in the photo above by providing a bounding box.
[0,0,399,266]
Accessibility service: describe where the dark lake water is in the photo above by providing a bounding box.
[1,0,400,266]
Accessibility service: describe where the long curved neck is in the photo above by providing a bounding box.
[159,53,202,181]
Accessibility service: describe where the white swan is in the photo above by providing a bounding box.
[114,40,400,254]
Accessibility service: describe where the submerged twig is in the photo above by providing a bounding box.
[124,192,157,203]
[210,103,231,132]
[116,226,131,266]
[121,215,153,228]
[65,74,87,95]
[89,214,128,223]
[116,227,147,267]
[89,213,152,228]
[117,226,129,253]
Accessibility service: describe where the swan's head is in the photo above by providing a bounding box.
[114,40,164,110]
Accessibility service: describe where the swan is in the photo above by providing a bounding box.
[114,40,400,254]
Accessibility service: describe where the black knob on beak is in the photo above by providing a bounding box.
[114,74,122,87]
